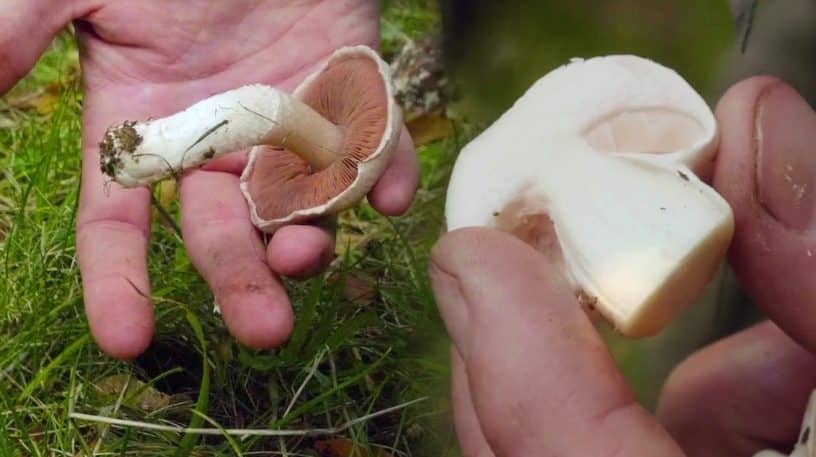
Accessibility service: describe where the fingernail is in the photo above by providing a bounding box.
[428,260,470,355]
[757,83,816,230]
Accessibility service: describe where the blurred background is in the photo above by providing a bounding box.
[441,0,816,116]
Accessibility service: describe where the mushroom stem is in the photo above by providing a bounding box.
[99,84,344,187]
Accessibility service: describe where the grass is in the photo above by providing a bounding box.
[0,2,459,455]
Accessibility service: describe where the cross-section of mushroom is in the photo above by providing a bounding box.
[98,46,401,232]
[444,55,735,338]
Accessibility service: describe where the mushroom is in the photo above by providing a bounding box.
[99,45,401,232]
[444,55,735,337]
[754,389,816,457]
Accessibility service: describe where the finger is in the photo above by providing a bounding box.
[201,146,334,279]
[657,321,816,456]
[77,105,155,360]
[713,77,816,351]
[201,150,249,175]
[76,187,154,359]
[450,347,495,457]
[180,170,294,349]
[429,227,683,456]
[367,125,419,216]
[266,224,335,278]
[13,0,155,361]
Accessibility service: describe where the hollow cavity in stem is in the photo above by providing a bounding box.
[99,84,345,187]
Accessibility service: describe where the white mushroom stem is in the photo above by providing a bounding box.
[100,84,344,187]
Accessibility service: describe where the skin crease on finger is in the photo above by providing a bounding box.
[0,0,421,358]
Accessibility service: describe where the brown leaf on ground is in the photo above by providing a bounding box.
[342,273,378,306]
[95,374,171,412]
[406,110,454,146]
[335,212,376,256]
[152,180,178,226]
[335,230,370,256]
[6,82,62,115]
[156,180,178,208]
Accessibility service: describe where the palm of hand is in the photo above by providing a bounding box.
[73,0,416,359]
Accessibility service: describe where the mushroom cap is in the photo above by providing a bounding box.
[446,54,721,235]
[240,46,401,233]
[445,55,733,337]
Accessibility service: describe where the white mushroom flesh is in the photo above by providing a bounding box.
[445,55,735,337]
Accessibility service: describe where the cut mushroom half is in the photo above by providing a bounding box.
[99,45,401,232]
[444,55,735,338]
[754,389,816,457]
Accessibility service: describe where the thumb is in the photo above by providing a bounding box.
[429,228,683,457]
[713,77,816,352]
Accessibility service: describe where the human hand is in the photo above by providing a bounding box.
[429,77,816,456]
[2,0,418,359]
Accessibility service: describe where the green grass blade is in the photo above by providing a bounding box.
[174,310,211,456]
[275,350,390,428]
[18,333,89,401]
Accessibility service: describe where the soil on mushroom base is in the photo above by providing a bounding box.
[99,120,143,175]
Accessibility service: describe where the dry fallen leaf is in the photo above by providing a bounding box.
[335,212,376,256]
[156,179,178,208]
[406,110,454,146]
[6,82,62,115]
[152,179,178,226]
[95,374,171,412]
[29,91,61,115]
[335,230,370,256]
[342,273,377,306]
